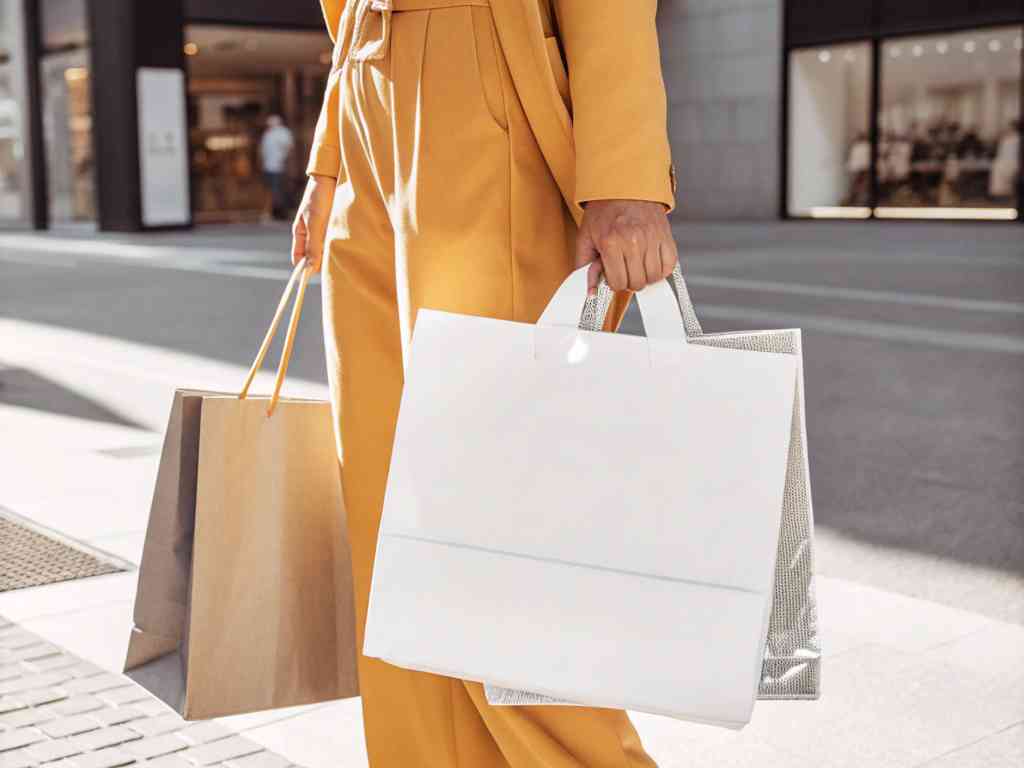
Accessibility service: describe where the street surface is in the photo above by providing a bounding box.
[2,221,1021,621]
[1,221,1022,767]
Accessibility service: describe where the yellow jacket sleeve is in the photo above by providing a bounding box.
[552,0,676,210]
[305,0,348,178]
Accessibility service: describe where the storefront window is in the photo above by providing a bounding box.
[787,43,873,218]
[0,1,28,222]
[40,0,95,225]
[877,27,1021,219]
[40,48,94,224]
[185,25,331,223]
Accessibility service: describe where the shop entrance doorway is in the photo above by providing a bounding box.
[184,25,331,224]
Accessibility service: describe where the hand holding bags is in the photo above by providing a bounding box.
[487,264,822,708]
[124,262,359,720]
[362,265,800,728]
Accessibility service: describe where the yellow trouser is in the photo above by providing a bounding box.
[320,0,655,765]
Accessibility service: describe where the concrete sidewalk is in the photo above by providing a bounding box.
[2,286,1023,767]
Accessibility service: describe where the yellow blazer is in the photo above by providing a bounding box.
[307,0,675,221]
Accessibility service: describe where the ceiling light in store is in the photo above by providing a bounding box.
[912,44,924,57]
[889,46,901,58]
[205,135,250,151]
[963,40,976,53]
[936,41,949,54]
[818,50,831,63]
[184,42,199,56]
[988,39,1002,52]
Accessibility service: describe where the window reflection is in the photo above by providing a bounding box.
[878,27,1021,217]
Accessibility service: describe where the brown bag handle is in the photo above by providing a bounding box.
[238,259,313,417]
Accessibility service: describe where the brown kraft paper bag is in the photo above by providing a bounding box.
[124,262,359,719]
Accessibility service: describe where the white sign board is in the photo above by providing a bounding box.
[136,67,191,226]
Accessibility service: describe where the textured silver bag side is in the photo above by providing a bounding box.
[486,264,821,704]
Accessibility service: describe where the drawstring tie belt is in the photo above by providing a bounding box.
[350,0,490,61]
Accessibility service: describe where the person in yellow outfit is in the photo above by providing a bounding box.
[291,1,678,765]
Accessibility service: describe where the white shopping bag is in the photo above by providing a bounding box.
[363,265,798,729]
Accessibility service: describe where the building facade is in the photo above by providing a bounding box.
[1,0,1022,230]
[0,0,329,231]
[664,0,1023,221]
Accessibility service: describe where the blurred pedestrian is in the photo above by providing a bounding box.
[259,114,294,220]
[989,119,1020,202]
[846,132,871,205]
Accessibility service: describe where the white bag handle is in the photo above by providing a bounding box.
[537,264,689,342]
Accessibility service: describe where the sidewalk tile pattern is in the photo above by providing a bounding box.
[0,618,303,768]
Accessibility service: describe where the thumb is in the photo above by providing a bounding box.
[291,216,307,266]
[306,223,324,272]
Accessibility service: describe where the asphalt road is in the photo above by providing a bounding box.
[2,220,1022,624]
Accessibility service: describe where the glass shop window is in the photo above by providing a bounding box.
[787,43,873,218]
[39,0,95,225]
[0,1,29,222]
[877,27,1021,220]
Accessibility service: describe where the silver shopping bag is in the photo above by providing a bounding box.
[486,264,821,706]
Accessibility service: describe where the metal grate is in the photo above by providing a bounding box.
[0,511,131,593]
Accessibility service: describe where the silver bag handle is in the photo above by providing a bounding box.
[579,262,704,337]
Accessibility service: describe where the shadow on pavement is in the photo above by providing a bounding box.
[1,223,1022,616]
[0,365,149,431]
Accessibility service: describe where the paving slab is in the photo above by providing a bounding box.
[24,734,84,762]
[0,622,303,768]
[120,733,190,759]
[88,707,146,728]
[0,749,35,768]
[243,701,366,768]
[178,736,263,766]
[41,715,104,738]
[920,723,1024,768]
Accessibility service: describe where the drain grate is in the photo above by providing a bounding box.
[0,509,132,592]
